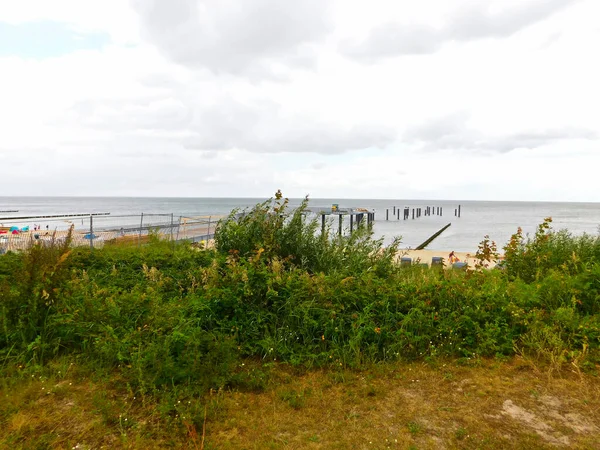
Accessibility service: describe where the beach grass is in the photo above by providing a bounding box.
[2,358,599,449]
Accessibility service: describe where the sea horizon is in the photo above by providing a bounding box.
[2,196,600,252]
[2,195,600,205]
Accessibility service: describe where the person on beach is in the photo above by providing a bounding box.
[449,251,459,264]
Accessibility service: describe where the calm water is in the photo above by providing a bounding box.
[1,197,600,252]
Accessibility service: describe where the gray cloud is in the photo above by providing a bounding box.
[131,0,333,77]
[183,98,396,154]
[67,97,192,132]
[342,23,442,60]
[405,112,597,153]
[61,90,395,155]
[342,0,578,61]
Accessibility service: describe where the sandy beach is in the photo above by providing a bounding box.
[396,249,500,268]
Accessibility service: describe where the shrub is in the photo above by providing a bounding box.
[2,205,600,394]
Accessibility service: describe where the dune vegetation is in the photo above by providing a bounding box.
[1,192,599,449]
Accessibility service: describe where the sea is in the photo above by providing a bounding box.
[1,197,600,252]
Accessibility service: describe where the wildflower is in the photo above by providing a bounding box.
[321,335,325,341]
[374,327,381,334]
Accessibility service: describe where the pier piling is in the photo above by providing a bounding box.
[89,215,94,250]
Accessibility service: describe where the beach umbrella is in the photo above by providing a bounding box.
[12,229,19,235]
[83,233,97,239]
[9,226,18,232]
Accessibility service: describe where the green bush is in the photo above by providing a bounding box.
[2,200,600,396]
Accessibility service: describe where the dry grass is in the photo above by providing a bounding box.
[1,358,599,449]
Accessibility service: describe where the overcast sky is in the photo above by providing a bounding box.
[1,0,599,201]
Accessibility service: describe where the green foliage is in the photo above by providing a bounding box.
[503,217,600,282]
[475,235,499,269]
[1,230,73,365]
[214,189,401,276]
[2,198,600,399]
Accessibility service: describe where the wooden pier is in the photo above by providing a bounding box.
[311,207,375,236]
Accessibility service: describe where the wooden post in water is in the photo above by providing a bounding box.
[89,215,93,250]
[412,209,415,219]
[338,214,343,236]
[350,214,354,233]
[386,209,389,221]
[397,209,400,220]
[458,205,461,218]
[170,213,174,243]
[440,207,443,216]
[321,214,326,234]
[455,209,457,216]
[393,206,396,215]
[138,213,144,248]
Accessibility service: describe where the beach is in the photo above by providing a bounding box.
[397,249,499,268]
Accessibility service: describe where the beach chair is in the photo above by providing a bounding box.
[452,262,468,270]
[400,257,412,267]
[431,256,444,267]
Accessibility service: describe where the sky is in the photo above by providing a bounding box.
[1,0,599,201]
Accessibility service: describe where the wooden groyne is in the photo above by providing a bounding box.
[415,223,452,250]
[0,213,110,221]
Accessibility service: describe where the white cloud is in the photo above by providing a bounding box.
[0,0,599,200]
[131,0,334,77]
[340,0,580,61]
